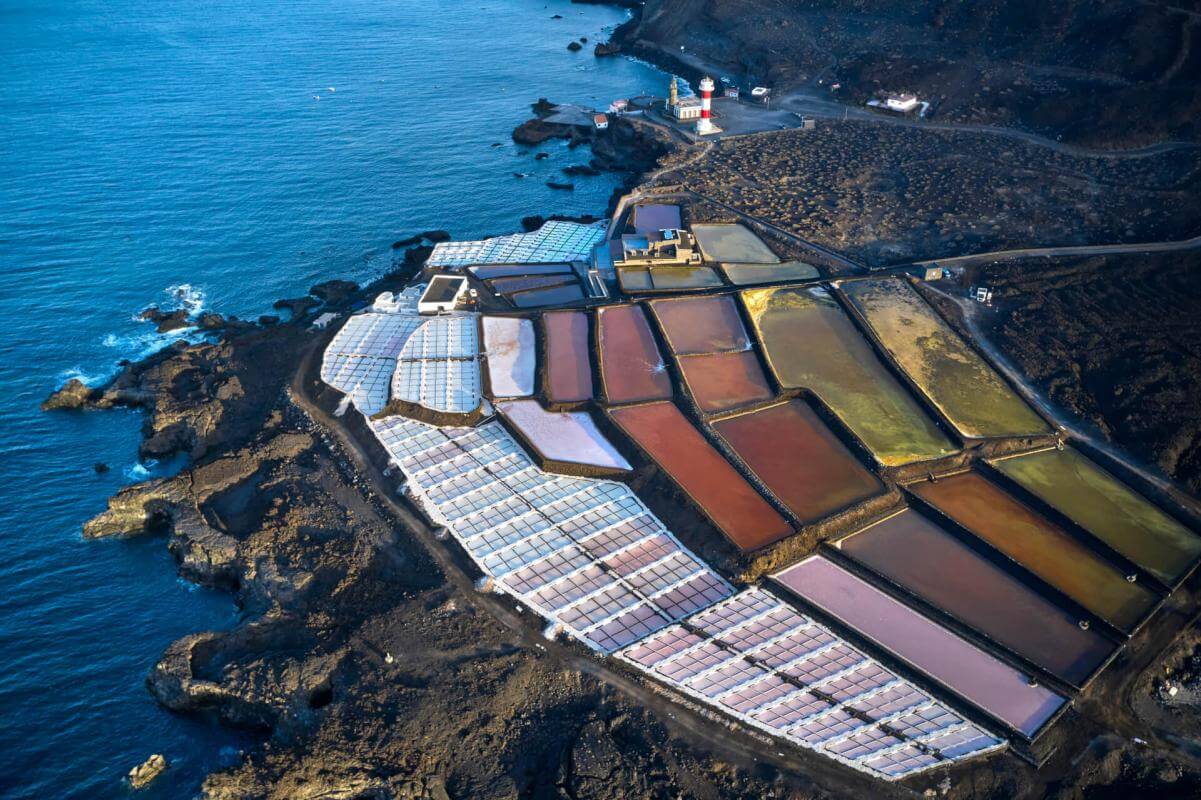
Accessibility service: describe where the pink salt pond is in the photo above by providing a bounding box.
[774,556,1067,738]
[649,295,751,355]
[482,316,535,398]
[597,304,673,404]
[497,400,631,473]
[542,310,593,403]
[677,351,774,413]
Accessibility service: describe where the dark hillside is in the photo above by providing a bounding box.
[618,0,1201,147]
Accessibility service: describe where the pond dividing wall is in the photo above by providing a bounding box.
[909,472,1159,634]
[713,400,883,525]
[741,286,956,466]
[835,509,1116,687]
[773,556,1067,738]
[842,279,1049,439]
[609,401,793,551]
[597,304,673,404]
[542,310,593,403]
[990,447,1201,586]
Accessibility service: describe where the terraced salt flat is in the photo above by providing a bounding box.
[741,286,957,467]
[426,221,606,267]
[368,415,732,653]
[619,588,1004,780]
[842,279,1049,439]
[391,316,484,415]
[320,311,425,415]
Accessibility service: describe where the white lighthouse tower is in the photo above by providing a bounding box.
[696,76,719,135]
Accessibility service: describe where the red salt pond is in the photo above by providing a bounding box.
[597,304,673,404]
[609,401,792,551]
[677,351,774,413]
[774,556,1067,738]
[649,295,751,355]
[713,400,882,524]
[543,310,592,403]
[836,509,1115,687]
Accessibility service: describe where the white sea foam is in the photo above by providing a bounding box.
[124,460,155,481]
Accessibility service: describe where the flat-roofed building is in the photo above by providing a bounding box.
[417,274,469,315]
[615,228,702,267]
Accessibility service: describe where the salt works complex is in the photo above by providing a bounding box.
[317,204,1201,785]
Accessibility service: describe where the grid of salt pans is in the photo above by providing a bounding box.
[320,312,424,415]
[391,316,483,414]
[426,222,606,268]
[618,588,1005,780]
[369,415,734,652]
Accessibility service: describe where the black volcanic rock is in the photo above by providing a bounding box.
[139,306,192,333]
[309,280,359,305]
[42,378,96,411]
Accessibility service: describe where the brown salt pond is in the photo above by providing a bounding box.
[774,556,1067,737]
[469,263,575,279]
[677,351,774,413]
[741,286,956,466]
[991,448,1201,586]
[836,509,1116,687]
[649,295,751,355]
[597,304,673,404]
[910,472,1158,634]
[543,310,592,403]
[609,401,793,551]
[713,400,883,523]
[488,275,578,293]
[510,283,586,308]
[843,279,1050,439]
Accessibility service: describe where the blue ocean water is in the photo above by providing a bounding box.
[0,1,666,796]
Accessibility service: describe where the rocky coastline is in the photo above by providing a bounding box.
[39,17,1201,799]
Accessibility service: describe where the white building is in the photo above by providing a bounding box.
[417,275,469,315]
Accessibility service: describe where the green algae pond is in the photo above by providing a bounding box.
[843,279,1049,439]
[991,447,1201,586]
[741,286,956,467]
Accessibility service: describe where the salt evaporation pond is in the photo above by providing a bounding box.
[741,286,957,466]
[836,509,1115,687]
[910,472,1158,634]
[991,447,1201,585]
[843,279,1050,439]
